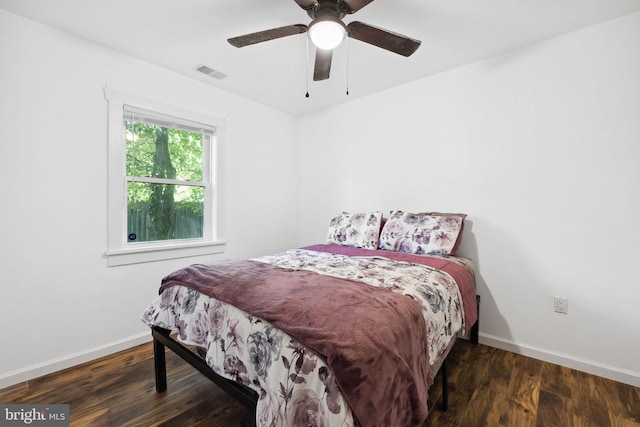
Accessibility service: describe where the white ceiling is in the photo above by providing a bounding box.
[1,0,639,116]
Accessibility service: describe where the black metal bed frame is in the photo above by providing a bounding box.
[151,295,480,414]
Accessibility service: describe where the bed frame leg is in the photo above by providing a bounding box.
[441,359,448,411]
[150,326,258,408]
[153,334,167,393]
[470,295,480,345]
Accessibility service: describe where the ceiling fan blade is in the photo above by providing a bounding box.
[347,21,421,57]
[341,0,375,13]
[293,0,317,10]
[313,48,333,81]
[228,24,307,48]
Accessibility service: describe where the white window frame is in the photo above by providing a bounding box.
[104,87,226,266]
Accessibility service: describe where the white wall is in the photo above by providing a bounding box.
[0,9,299,387]
[296,12,640,386]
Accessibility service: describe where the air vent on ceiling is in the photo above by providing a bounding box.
[195,65,228,80]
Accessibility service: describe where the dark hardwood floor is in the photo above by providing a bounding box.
[1,339,638,426]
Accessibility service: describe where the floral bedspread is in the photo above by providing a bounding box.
[141,248,472,427]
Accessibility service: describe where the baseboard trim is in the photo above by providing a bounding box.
[0,332,152,390]
[479,333,640,387]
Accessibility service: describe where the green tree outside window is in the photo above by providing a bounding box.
[126,120,206,242]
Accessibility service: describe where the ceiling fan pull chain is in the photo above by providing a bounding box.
[346,36,349,95]
[305,37,310,98]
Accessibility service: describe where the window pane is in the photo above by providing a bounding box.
[127,182,205,243]
[125,121,203,181]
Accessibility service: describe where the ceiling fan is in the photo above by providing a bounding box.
[227,0,421,81]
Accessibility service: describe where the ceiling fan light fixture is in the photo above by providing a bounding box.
[308,16,346,50]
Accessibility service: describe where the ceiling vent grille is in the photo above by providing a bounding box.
[195,65,228,80]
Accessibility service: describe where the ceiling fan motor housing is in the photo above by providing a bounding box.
[306,0,347,20]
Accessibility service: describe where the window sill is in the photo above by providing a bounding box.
[105,240,226,266]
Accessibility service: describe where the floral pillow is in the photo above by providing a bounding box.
[326,211,383,249]
[379,210,465,256]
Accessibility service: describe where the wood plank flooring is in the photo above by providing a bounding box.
[1,340,638,426]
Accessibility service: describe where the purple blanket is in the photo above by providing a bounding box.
[160,259,433,427]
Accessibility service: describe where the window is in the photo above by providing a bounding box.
[124,107,209,243]
[104,88,225,266]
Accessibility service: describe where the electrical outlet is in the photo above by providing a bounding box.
[554,296,568,314]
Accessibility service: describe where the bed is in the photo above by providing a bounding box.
[141,210,479,427]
